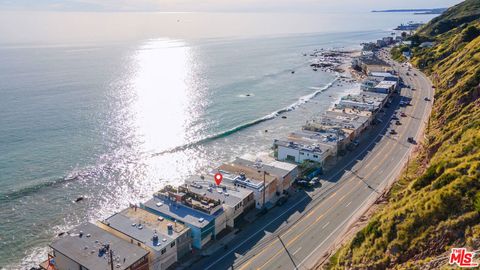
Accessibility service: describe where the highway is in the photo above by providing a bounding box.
[189,50,433,270]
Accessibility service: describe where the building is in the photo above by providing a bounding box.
[216,162,280,209]
[369,72,399,83]
[98,210,177,270]
[98,207,192,270]
[142,185,226,249]
[183,175,254,228]
[335,92,389,113]
[40,222,149,270]
[353,55,390,74]
[382,36,394,45]
[273,129,346,166]
[231,157,298,193]
[372,80,397,94]
[376,39,387,48]
[304,110,370,142]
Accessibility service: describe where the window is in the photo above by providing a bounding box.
[161,248,166,254]
[171,241,175,248]
[300,152,304,155]
[313,155,318,158]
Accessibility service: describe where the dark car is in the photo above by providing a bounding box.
[276,196,288,206]
[295,179,312,188]
[407,137,415,143]
[424,97,431,101]
[395,120,401,125]
[401,112,407,117]
[389,129,397,135]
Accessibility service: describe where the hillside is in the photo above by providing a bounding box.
[327,0,480,269]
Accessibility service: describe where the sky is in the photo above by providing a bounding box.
[0,0,465,12]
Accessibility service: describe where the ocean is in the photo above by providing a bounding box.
[0,11,435,269]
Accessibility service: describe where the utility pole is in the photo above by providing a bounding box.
[277,235,298,270]
[109,249,114,270]
[263,171,266,208]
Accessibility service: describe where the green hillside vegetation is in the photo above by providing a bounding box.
[327,0,480,268]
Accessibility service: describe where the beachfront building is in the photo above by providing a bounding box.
[98,207,192,270]
[98,210,176,270]
[303,110,370,143]
[40,222,149,270]
[352,55,391,74]
[335,92,389,113]
[231,157,298,193]
[183,175,255,228]
[216,162,279,209]
[372,80,397,94]
[273,129,345,167]
[369,72,399,83]
[141,185,226,249]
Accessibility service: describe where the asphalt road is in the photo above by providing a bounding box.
[189,50,433,270]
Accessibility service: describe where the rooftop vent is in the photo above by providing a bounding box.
[198,218,205,223]
[156,202,163,207]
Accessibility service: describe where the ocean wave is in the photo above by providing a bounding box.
[0,167,98,203]
[2,78,337,201]
[152,78,337,157]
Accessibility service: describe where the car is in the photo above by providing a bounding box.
[389,129,397,134]
[400,112,407,117]
[392,115,399,120]
[276,196,288,206]
[295,179,311,188]
[407,137,415,143]
[411,88,416,91]
[395,120,401,125]
[414,73,417,76]
[424,97,431,101]
[353,140,360,147]
[309,177,321,186]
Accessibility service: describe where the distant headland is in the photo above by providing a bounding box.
[371,8,447,15]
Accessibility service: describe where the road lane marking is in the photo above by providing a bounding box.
[322,222,330,229]
[345,201,352,207]
[293,247,302,256]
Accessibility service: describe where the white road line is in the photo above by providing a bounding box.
[345,201,352,208]
[293,247,302,256]
[322,222,330,229]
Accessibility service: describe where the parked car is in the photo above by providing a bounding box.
[389,129,397,135]
[353,140,360,147]
[407,137,415,143]
[401,112,407,117]
[392,115,399,120]
[424,97,431,101]
[395,120,402,125]
[309,177,321,186]
[295,178,311,188]
[276,196,288,206]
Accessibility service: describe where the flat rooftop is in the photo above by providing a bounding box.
[104,212,175,251]
[274,139,331,155]
[50,222,149,270]
[369,72,397,78]
[329,107,372,118]
[232,157,294,179]
[184,175,253,208]
[120,207,187,236]
[217,163,278,186]
[143,197,216,229]
[288,129,346,146]
[376,80,397,88]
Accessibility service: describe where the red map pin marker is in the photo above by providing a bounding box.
[214,173,223,186]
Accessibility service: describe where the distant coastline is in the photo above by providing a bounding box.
[371,8,447,15]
